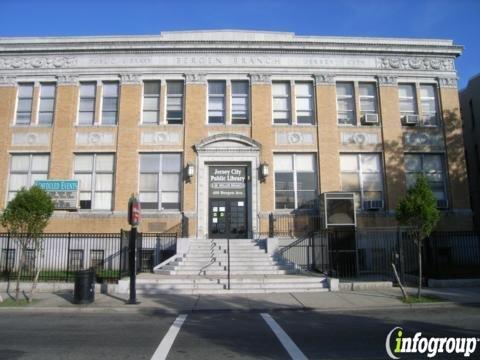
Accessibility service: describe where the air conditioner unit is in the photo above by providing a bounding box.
[403,114,419,125]
[437,199,448,209]
[362,113,379,124]
[363,200,384,210]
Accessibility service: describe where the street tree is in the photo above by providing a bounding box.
[1,186,54,302]
[396,175,440,298]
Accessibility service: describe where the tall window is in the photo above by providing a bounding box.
[336,82,355,126]
[74,154,115,210]
[272,82,291,124]
[16,83,34,125]
[404,153,447,205]
[359,83,378,116]
[38,83,56,126]
[208,81,226,124]
[78,82,96,125]
[340,153,384,210]
[420,84,439,126]
[398,84,418,118]
[231,81,249,124]
[90,250,104,270]
[8,154,49,202]
[139,153,182,210]
[166,81,184,124]
[274,154,317,210]
[143,81,161,124]
[101,82,119,125]
[296,82,314,124]
[69,250,84,271]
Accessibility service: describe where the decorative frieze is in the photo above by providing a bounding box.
[141,131,181,146]
[76,132,115,146]
[438,77,458,89]
[403,132,443,147]
[0,75,16,87]
[378,57,454,71]
[341,132,379,146]
[0,56,77,69]
[56,74,79,85]
[120,73,142,85]
[314,73,335,86]
[184,73,206,84]
[276,131,314,145]
[12,132,51,146]
[250,73,271,85]
[377,75,397,86]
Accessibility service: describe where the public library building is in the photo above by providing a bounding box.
[0,30,473,238]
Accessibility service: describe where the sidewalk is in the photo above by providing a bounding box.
[1,287,480,314]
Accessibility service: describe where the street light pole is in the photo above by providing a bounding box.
[127,194,141,305]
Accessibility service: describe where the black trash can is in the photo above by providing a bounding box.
[73,268,95,304]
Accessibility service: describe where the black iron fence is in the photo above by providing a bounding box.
[268,212,322,238]
[1,231,177,283]
[277,228,480,284]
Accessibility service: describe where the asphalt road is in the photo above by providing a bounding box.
[0,307,479,360]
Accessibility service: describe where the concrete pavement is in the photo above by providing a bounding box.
[1,286,480,314]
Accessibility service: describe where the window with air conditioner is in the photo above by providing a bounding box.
[399,84,418,125]
[359,83,379,125]
[340,153,384,210]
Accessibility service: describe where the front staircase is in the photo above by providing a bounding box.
[117,238,329,294]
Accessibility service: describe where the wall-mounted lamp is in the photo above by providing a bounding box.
[260,162,269,181]
[186,163,195,178]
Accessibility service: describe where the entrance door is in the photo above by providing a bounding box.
[208,165,248,239]
[209,199,247,238]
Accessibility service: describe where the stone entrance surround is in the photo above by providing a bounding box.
[194,133,261,239]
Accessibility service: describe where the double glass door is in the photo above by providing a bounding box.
[209,199,247,238]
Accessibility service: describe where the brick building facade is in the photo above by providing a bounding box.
[0,31,473,237]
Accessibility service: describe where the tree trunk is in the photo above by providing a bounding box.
[417,237,422,298]
[29,265,42,303]
[392,263,409,301]
[15,250,26,302]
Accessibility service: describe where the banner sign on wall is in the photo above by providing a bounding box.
[34,180,79,210]
[209,166,246,198]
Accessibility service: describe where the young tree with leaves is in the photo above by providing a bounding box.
[396,175,440,298]
[1,186,54,302]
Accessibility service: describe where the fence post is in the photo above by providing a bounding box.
[5,232,11,275]
[268,213,274,238]
[311,234,316,270]
[66,232,71,282]
[119,230,123,280]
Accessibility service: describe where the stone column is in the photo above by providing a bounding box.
[114,74,142,211]
[183,73,208,237]
[438,77,471,211]
[49,75,78,179]
[0,76,17,208]
[250,73,273,233]
[314,74,341,193]
[377,75,406,211]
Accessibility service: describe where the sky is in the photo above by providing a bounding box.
[0,0,478,89]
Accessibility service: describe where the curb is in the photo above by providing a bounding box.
[0,301,478,315]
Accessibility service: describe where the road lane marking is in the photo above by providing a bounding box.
[150,314,188,360]
[261,313,308,360]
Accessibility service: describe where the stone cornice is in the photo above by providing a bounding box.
[377,75,398,86]
[120,73,141,85]
[184,73,206,84]
[0,31,463,57]
[250,73,271,85]
[56,74,78,85]
[0,75,15,86]
[438,77,458,89]
[314,73,335,85]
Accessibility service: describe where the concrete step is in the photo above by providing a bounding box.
[132,287,329,295]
